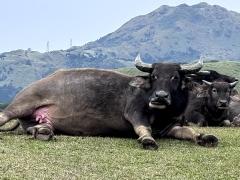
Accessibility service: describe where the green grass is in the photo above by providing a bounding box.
[1,61,240,179]
[0,128,240,179]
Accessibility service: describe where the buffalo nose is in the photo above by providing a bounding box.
[219,100,228,106]
[155,91,169,98]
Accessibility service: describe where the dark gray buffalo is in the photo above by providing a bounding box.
[185,80,238,126]
[229,95,240,126]
[0,55,218,149]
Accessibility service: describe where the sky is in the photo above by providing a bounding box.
[0,0,240,53]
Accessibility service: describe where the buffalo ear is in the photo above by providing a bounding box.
[232,89,239,96]
[197,91,207,98]
[181,76,193,89]
[129,76,151,89]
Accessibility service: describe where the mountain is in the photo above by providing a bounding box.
[81,2,240,63]
[1,2,240,102]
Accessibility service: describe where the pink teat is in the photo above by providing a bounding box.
[33,106,51,124]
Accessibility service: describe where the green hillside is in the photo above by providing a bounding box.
[117,61,240,90]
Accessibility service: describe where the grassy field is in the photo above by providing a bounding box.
[0,128,240,179]
[0,61,240,179]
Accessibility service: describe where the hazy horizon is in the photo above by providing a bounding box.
[1,0,240,53]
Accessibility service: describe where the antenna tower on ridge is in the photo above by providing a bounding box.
[70,38,72,48]
[46,41,50,52]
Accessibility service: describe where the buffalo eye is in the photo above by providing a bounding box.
[212,88,217,93]
[151,75,158,80]
[171,76,179,81]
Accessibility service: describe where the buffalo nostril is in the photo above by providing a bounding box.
[155,91,169,98]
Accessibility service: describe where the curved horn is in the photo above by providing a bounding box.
[188,70,211,77]
[196,70,211,75]
[230,80,238,88]
[134,54,153,73]
[202,80,212,86]
[180,58,203,74]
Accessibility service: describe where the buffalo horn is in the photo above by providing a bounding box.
[180,58,203,73]
[188,70,211,77]
[134,54,153,73]
[230,81,238,88]
[196,70,211,75]
[202,80,212,86]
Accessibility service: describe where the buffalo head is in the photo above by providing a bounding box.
[203,80,238,110]
[129,54,203,110]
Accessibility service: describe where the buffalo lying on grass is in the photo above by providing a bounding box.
[185,80,238,126]
[229,95,240,126]
[0,55,218,149]
[185,70,238,126]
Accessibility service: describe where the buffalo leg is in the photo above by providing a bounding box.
[0,105,35,129]
[0,113,11,126]
[26,123,54,141]
[133,125,158,150]
[166,126,218,147]
[124,108,158,150]
[0,120,20,132]
[0,91,45,127]
[0,104,36,127]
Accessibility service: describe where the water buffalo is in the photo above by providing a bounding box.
[229,95,240,126]
[0,55,218,149]
[185,80,238,126]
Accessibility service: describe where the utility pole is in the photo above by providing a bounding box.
[46,41,50,52]
[70,38,72,48]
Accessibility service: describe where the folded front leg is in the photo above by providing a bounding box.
[166,126,218,147]
[134,125,158,150]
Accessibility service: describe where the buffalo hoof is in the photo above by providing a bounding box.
[222,120,231,127]
[141,137,158,150]
[27,126,54,141]
[197,134,218,147]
